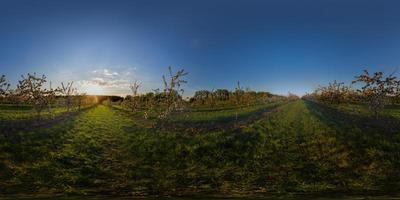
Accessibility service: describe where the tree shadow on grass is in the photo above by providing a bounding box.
[0,106,93,135]
[155,103,284,134]
[304,100,400,136]
[0,108,93,194]
[0,107,87,165]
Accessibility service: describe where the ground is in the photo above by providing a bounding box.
[0,100,400,197]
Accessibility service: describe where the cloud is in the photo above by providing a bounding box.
[76,66,149,96]
[78,68,133,90]
[92,69,119,76]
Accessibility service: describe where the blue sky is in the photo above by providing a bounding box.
[1,0,400,96]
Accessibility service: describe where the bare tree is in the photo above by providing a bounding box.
[60,81,76,112]
[130,80,141,97]
[352,70,398,118]
[159,66,188,119]
[17,73,59,118]
[122,80,142,112]
[130,81,141,112]
[233,81,244,121]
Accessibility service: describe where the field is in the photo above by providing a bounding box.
[1,196,400,200]
[1,99,400,199]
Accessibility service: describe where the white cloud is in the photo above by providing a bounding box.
[76,66,156,96]
[92,69,120,77]
[77,68,135,96]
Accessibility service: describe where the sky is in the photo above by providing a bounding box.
[1,0,400,96]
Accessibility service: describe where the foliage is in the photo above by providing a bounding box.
[192,90,211,105]
[316,80,352,104]
[352,70,399,118]
[0,74,10,97]
[190,88,274,107]
[16,73,59,118]
[287,92,300,101]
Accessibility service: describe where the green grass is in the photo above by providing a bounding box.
[1,195,400,200]
[323,103,400,119]
[0,104,93,120]
[1,101,400,197]
[171,102,285,123]
[0,104,33,110]
[112,101,287,124]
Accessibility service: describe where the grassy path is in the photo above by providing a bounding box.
[245,100,400,192]
[247,100,335,136]
[51,105,147,194]
[245,101,358,191]
[0,105,149,194]
[304,101,400,136]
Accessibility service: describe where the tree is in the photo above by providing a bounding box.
[142,92,156,119]
[159,66,188,119]
[130,81,141,112]
[60,81,76,111]
[0,75,10,101]
[352,70,399,118]
[17,73,58,118]
[75,92,87,111]
[243,87,257,105]
[287,92,300,101]
[233,81,244,106]
[393,79,400,104]
[122,81,142,112]
[209,88,216,106]
[233,81,244,121]
[192,90,211,105]
[316,80,351,105]
[214,89,230,101]
[5,89,23,105]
